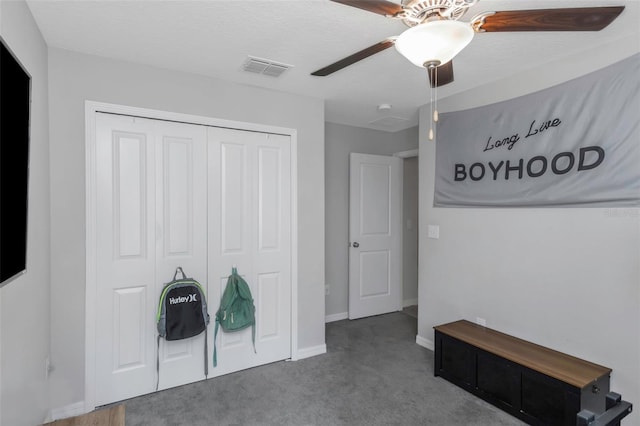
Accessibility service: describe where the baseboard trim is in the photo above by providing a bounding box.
[325,312,348,323]
[403,298,418,308]
[47,401,86,422]
[416,335,434,351]
[293,344,327,361]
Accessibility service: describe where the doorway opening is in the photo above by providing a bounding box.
[401,154,419,321]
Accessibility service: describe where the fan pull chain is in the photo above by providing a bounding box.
[433,66,439,124]
[427,64,439,141]
[428,66,434,141]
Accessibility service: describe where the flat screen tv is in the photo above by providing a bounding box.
[0,38,31,287]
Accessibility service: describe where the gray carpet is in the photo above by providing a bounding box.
[123,312,525,425]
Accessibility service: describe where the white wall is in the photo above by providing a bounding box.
[1,4,3,421]
[418,42,640,423]
[48,48,325,411]
[0,1,51,425]
[324,123,418,318]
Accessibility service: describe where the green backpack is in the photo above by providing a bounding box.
[213,267,256,366]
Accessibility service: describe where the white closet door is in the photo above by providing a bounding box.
[95,114,157,405]
[154,120,208,390]
[94,114,208,404]
[207,127,291,376]
[93,113,292,406]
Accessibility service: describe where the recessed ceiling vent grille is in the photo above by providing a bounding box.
[369,116,410,130]
[243,56,292,77]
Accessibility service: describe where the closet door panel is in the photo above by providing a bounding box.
[258,145,281,251]
[220,141,250,255]
[95,115,209,403]
[163,138,192,255]
[114,133,147,258]
[95,114,157,405]
[155,121,208,391]
[256,271,282,340]
[253,135,291,354]
[208,128,291,376]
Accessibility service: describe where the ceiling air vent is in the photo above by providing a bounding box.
[368,116,410,130]
[243,56,292,77]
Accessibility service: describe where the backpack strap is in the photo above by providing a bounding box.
[173,266,187,281]
[156,335,161,391]
[251,322,256,354]
[157,275,209,387]
[204,325,208,378]
[236,273,256,354]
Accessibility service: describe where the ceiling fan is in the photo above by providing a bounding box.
[311,0,625,87]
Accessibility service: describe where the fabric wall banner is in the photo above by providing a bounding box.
[434,53,640,208]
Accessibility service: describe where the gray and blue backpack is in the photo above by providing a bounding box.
[156,267,209,388]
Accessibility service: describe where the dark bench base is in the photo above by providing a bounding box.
[434,320,633,426]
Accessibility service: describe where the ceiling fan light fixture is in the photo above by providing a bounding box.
[395,20,474,67]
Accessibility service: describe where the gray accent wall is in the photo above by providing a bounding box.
[0,1,51,425]
[47,48,325,412]
[418,43,640,424]
[325,123,418,319]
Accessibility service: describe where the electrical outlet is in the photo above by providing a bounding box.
[325,285,330,296]
[476,317,486,327]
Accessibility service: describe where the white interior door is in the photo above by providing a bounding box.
[349,153,402,320]
[94,114,208,404]
[207,127,291,375]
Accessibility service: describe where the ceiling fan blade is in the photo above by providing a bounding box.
[428,61,454,88]
[330,0,404,17]
[311,39,395,76]
[477,7,625,32]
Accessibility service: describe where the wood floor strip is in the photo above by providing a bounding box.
[43,405,124,426]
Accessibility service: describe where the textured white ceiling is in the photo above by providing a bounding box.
[26,0,640,131]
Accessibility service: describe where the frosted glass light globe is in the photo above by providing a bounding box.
[395,20,474,67]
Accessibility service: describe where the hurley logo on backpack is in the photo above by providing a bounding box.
[156,267,209,389]
[213,266,256,367]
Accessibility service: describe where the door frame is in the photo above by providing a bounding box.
[394,149,419,310]
[84,101,299,412]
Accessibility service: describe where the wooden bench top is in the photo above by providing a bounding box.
[434,320,611,389]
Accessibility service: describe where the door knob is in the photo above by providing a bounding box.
[352,242,360,248]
